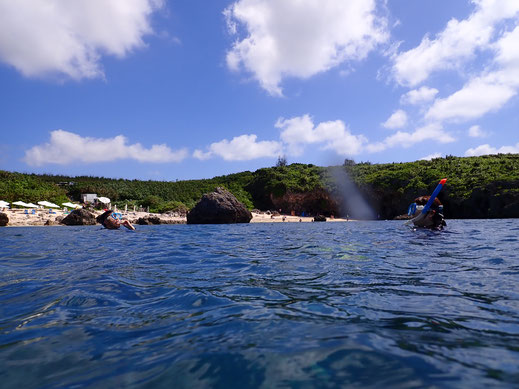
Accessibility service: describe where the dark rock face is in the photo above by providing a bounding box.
[61,209,97,225]
[253,179,519,220]
[0,212,8,226]
[442,182,519,219]
[270,189,339,217]
[187,187,252,224]
[313,215,326,222]
[137,216,161,225]
[379,180,519,220]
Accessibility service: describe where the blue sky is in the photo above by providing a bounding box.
[1,0,518,180]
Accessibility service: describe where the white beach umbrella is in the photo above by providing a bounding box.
[38,201,60,208]
[0,200,10,207]
[97,197,110,204]
[12,201,29,207]
[25,203,38,208]
[62,202,82,209]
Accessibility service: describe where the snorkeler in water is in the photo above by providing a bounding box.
[410,196,446,230]
[97,210,135,230]
[406,178,447,230]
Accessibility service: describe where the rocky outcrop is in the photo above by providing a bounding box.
[269,189,339,217]
[61,209,97,225]
[313,215,326,222]
[136,216,161,225]
[187,187,252,224]
[135,216,185,225]
[160,219,185,225]
[0,212,8,226]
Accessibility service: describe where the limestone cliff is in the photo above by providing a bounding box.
[269,189,339,216]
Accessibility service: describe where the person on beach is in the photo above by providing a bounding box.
[411,195,446,230]
[97,210,135,230]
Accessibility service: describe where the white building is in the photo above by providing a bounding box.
[81,193,97,204]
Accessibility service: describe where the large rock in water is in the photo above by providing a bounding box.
[0,212,9,226]
[187,187,252,224]
[61,209,97,225]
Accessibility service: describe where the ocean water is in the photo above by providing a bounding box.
[0,220,518,388]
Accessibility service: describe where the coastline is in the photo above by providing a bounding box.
[1,209,351,227]
[249,212,350,223]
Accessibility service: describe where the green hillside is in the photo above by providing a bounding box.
[1,154,518,219]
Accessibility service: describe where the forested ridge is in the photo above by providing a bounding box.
[1,154,518,219]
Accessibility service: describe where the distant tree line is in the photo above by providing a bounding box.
[1,154,518,217]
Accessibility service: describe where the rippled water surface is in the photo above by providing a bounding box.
[1,220,519,388]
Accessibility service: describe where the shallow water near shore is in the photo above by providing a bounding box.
[1,220,518,388]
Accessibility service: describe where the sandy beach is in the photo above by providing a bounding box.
[249,212,349,223]
[1,208,350,227]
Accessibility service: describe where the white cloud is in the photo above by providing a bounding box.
[225,0,388,95]
[494,24,519,67]
[276,115,455,156]
[425,73,517,122]
[382,109,408,129]
[400,86,438,105]
[465,142,519,156]
[423,23,519,123]
[420,152,442,161]
[392,0,519,86]
[366,123,455,152]
[276,115,367,156]
[24,130,188,166]
[468,125,488,138]
[193,134,282,161]
[0,0,162,80]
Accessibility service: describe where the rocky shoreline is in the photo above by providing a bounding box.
[0,209,349,227]
[0,209,186,227]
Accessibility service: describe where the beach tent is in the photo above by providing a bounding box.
[62,202,82,209]
[38,201,60,208]
[97,197,110,204]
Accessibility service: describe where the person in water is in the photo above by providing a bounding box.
[97,210,135,230]
[411,195,446,230]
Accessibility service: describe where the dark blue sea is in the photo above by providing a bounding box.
[1,220,518,388]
